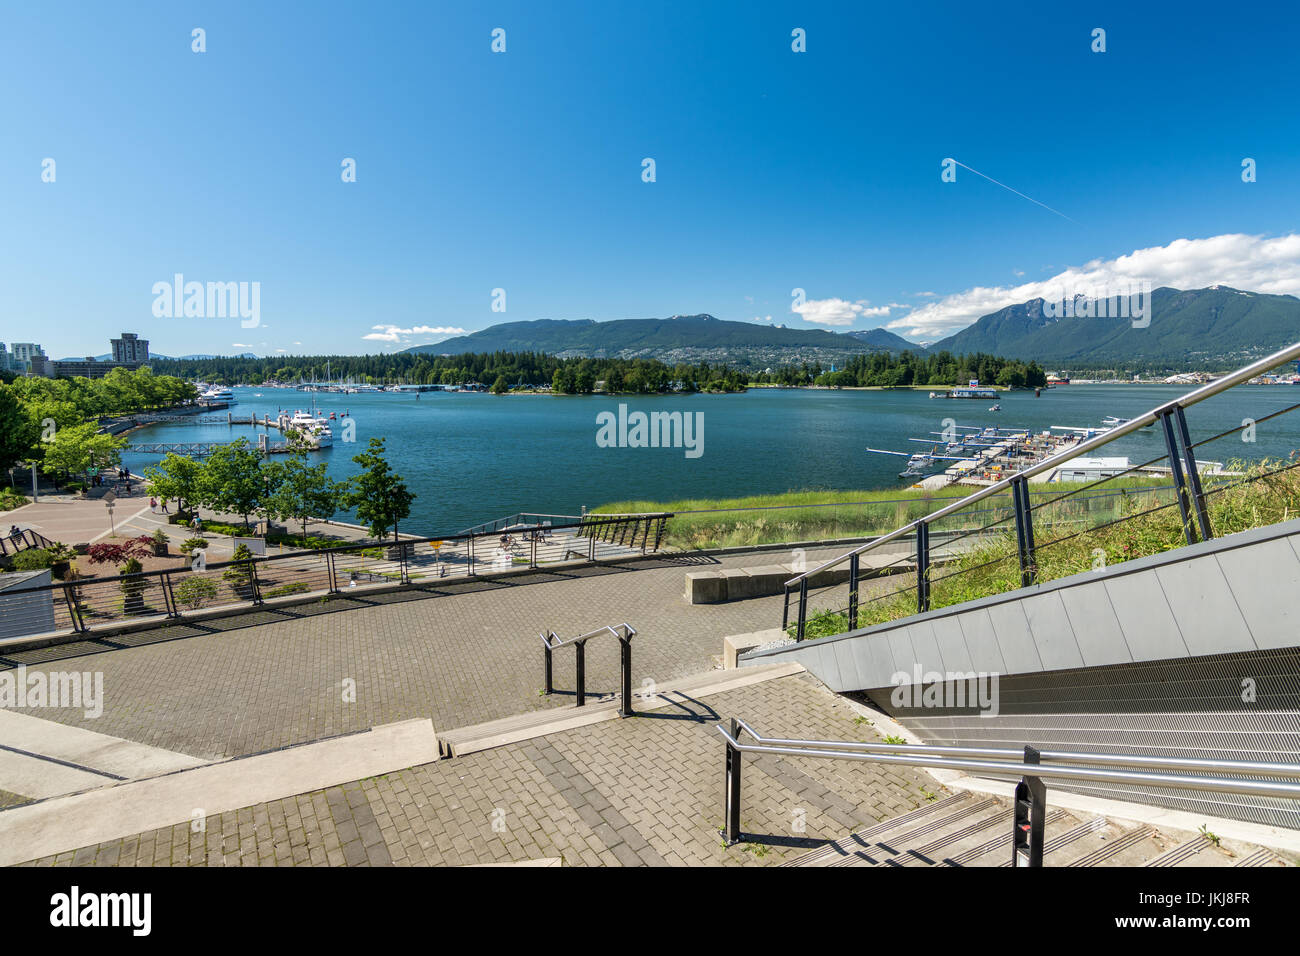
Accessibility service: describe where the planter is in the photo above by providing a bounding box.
[51,561,70,580]
[153,543,169,557]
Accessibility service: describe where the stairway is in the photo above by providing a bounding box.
[781,791,1288,867]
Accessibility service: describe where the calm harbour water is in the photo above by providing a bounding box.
[120,384,1300,535]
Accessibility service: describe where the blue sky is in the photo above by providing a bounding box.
[4,0,1299,359]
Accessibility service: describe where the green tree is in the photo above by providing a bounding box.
[490,375,509,394]
[199,439,265,528]
[40,423,125,485]
[269,454,344,544]
[0,385,38,473]
[144,453,205,518]
[343,437,414,541]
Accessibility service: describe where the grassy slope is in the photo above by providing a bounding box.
[799,458,1300,638]
[594,478,1178,551]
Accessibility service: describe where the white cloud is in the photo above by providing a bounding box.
[752,314,773,323]
[231,343,252,348]
[886,233,1300,340]
[793,297,891,326]
[363,324,468,343]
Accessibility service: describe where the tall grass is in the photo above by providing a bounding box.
[596,478,1178,551]
[804,458,1300,637]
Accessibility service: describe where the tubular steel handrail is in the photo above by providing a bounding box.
[716,719,1300,865]
[541,623,637,715]
[781,338,1300,639]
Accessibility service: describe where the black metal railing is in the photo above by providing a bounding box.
[0,514,671,644]
[541,623,636,715]
[717,718,1300,866]
[0,528,56,557]
[782,339,1300,641]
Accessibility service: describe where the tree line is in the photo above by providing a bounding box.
[151,351,748,393]
[753,351,1048,388]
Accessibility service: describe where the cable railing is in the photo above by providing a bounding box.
[716,718,1300,865]
[0,513,671,646]
[782,339,1300,641]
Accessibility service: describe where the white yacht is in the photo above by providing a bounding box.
[285,409,334,447]
[199,386,237,405]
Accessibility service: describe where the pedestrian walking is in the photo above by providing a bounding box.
[150,496,157,513]
[160,498,169,514]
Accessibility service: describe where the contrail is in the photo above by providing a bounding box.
[951,160,1077,223]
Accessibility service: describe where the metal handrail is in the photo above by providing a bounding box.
[785,338,1300,588]
[542,622,637,714]
[541,623,634,651]
[728,718,1300,780]
[716,725,1300,800]
[716,719,1300,863]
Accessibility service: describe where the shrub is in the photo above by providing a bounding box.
[222,543,256,594]
[0,488,27,512]
[87,536,153,568]
[12,548,53,572]
[119,557,147,614]
[175,576,219,610]
[179,537,209,555]
[265,581,311,598]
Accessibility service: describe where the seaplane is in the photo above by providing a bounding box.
[868,446,984,479]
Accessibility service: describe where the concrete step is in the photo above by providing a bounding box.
[819,796,1003,867]
[438,661,804,757]
[784,789,1292,867]
[949,810,1102,867]
[1065,824,1160,867]
[877,805,1040,867]
[779,792,972,867]
[0,718,441,867]
[984,815,1113,867]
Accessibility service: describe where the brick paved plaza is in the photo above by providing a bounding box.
[21,674,936,867]
[1,546,858,760]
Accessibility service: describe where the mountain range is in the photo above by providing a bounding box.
[404,314,915,368]
[931,286,1300,368]
[403,287,1300,370]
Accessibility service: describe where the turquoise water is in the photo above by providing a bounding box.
[120,385,1300,534]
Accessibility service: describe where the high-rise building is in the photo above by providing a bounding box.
[111,332,149,366]
[0,342,9,371]
[9,343,45,371]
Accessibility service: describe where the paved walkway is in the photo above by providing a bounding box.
[19,674,938,867]
[0,546,856,766]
